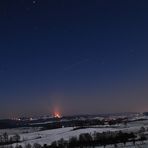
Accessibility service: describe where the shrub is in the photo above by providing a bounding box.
[33,143,42,148]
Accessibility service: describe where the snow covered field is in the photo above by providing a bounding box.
[15,127,119,146]
[0,127,41,136]
[1,119,148,147]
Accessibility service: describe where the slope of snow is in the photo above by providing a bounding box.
[1,119,148,147]
[16,127,148,146]
[0,127,41,135]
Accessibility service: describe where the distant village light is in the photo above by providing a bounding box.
[54,112,61,118]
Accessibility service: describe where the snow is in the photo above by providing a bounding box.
[1,127,119,147]
[12,125,143,147]
[11,127,119,147]
[0,127,41,136]
[1,119,148,147]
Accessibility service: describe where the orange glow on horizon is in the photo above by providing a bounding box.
[54,111,61,118]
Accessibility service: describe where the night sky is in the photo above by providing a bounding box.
[0,0,148,118]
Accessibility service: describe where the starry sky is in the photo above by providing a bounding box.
[0,0,148,118]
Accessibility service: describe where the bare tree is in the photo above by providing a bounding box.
[3,132,8,143]
[33,143,42,148]
[0,135,3,143]
[25,143,32,148]
[13,134,20,143]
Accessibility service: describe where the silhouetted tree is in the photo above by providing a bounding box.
[57,138,67,148]
[132,138,136,146]
[13,134,20,143]
[15,144,22,148]
[3,132,8,143]
[43,144,48,148]
[50,141,58,148]
[25,143,32,148]
[139,134,146,143]
[33,143,42,148]
[0,135,3,143]
[139,127,145,133]
[68,136,78,147]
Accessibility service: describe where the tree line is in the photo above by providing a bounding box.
[0,132,20,145]
[11,131,141,148]
[49,131,137,148]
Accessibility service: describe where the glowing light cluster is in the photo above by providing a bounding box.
[54,112,61,118]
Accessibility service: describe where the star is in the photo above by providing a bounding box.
[33,1,36,4]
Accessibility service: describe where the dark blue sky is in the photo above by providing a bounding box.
[0,0,148,118]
